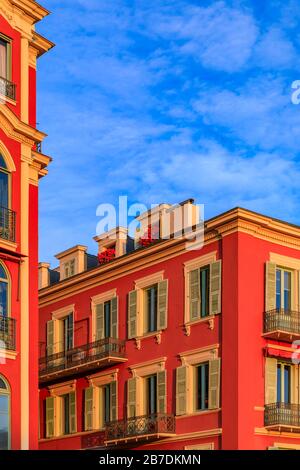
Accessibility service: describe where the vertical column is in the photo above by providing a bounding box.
[20,35,29,124]
[20,147,30,449]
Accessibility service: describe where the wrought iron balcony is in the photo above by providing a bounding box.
[0,76,16,101]
[105,413,176,446]
[39,337,126,384]
[0,315,16,351]
[265,403,300,431]
[263,309,300,342]
[81,431,105,449]
[0,207,16,243]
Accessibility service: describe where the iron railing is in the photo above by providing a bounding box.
[0,76,16,101]
[0,206,16,242]
[105,413,176,442]
[264,309,300,335]
[265,403,300,428]
[81,431,105,449]
[39,337,126,378]
[0,315,16,351]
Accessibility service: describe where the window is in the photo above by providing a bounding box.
[276,268,292,310]
[61,392,76,435]
[84,381,117,431]
[63,313,73,351]
[64,259,75,279]
[277,363,291,404]
[144,285,158,333]
[145,375,157,415]
[195,362,209,411]
[94,297,118,340]
[0,155,9,209]
[0,376,10,450]
[200,266,210,318]
[0,35,11,81]
[46,312,74,357]
[0,263,8,318]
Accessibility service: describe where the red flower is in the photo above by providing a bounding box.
[98,248,116,265]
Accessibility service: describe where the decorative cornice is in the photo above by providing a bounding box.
[0,104,46,145]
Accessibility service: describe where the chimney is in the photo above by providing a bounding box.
[38,262,50,289]
[94,226,128,259]
[55,245,88,280]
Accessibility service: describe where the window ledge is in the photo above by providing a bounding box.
[0,349,18,360]
[183,316,216,336]
[0,94,16,106]
[133,330,163,350]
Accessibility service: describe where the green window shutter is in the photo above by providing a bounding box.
[157,280,168,330]
[46,320,55,356]
[84,387,94,431]
[265,358,277,405]
[128,290,137,339]
[110,381,118,422]
[265,262,276,311]
[110,297,118,339]
[95,303,104,340]
[69,391,77,434]
[157,370,167,413]
[208,358,221,409]
[210,260,222,315]
[190,269,200,321]
[127,378,137,418]
[45,396,55,438]
[176,366,188,415]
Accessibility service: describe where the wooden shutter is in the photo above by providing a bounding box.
[157,280,168,330]
[69,391,76,434]
[128,290,137,339]
[208,358,221,409]
[46,320,55,356]
[157,370,167,413]
[265,262,276,311]
[110,381,118,421]
[45,396,55,438]
[210,260,222,315]
[110,297,118,339]
[176,366,188,415]
[190,269,200,321]
[265,358,277,404]
[95,303,104,340]
[127,377,137,418]
[84,387,94,431]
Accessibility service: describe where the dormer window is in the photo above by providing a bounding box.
[64,259,75,279]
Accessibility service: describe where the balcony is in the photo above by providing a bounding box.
[263,309,300,342]
[105,413,176,446]
[39,337,126,384]
[0,207,16,243]
[0,76,16,101]
[0,315,16,351]
[265,403,300,432]
[81,431,105,449]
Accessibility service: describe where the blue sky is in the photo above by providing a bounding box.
[37,0,300,264]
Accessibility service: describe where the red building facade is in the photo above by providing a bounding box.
[0,0,52,450]
[38,205,300,450]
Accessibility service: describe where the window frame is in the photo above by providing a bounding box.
[0,33,12,82]
[0,262,10,319]
[0,375,10,450]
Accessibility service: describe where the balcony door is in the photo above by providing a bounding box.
[277,363,291,404]
[0,155,9,210]
[145,375,157,415]
[276,268,292,311]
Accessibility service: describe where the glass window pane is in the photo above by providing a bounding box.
[196,363,209,410]
[0,281,7,317]
[276,270,281,310]
[147,285,157,333]
[284,366,291,404]
[0,265,7,280]
[104,301,111,338]
[0,39,7,79]
[0,170,8,208]
[0,394,9,450]
[284,271,291,311]
[200,266,210,318]
[277,365,282,402]
[0,378,6,390]
[104,385,111,423]
[0,155,7,170]
[147,375,157,415]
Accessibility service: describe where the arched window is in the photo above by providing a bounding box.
[0,263,8,318]
[0,376,10,450]
[0,154,9,209]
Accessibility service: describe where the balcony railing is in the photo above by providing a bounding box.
[263,309,300,341]
[39,337,126,383]
[0,315,16,351]
[81,431,105,449]
[265,403,300,430]
[105,413,176,445]
[0,76,16,101]
[0,207,16,243]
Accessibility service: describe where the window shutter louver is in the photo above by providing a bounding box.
[176,366,188,415]
[69,391,76,434]
[157,370,167,413]
[265,357,277,405]
[265,262,277,311]
[95,303,104,340]
[45,396,55,438]
[210,260,222,315]
[190,269,200,321]
[127,377,137,418]
[110,381,118,422]
[84,387,94,431]
[208,358,221,409]
[46,320,55,356]
[157,280,168,330]
[128,290,137,339]
[110,297,118,339]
